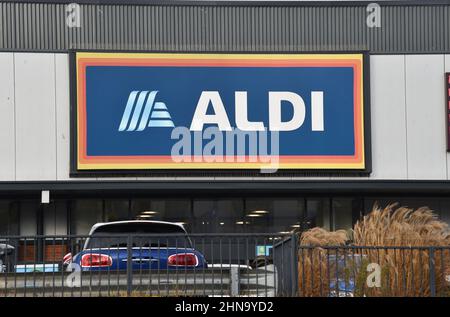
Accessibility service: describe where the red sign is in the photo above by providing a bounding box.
[447,73,450,151]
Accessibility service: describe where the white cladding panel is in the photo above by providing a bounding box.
[405,55,447,179]
[0,52,449,181]
[0,53,15,180]
[369,55,408,179]
[14,53,56,180]
[55,53,71,180]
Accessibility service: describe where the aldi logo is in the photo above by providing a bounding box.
[118,91,174,131]
[71,52,370,174]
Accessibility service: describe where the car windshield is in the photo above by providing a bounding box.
[84,222,193,249]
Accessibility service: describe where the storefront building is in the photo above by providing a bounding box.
[1,1,450,262]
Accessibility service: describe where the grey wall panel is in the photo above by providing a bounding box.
[405,55,447,179]
[370,55,407,179]
[1,3,450,53]
[14,53,57,180]
[0,53,15,180]
[55,53,70,180]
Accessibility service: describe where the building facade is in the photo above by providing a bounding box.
[1,1,450,261]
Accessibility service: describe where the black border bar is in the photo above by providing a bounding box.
[2,180,450,197]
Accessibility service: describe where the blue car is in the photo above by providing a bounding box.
[63,220,207,271]
[327,253,365,297]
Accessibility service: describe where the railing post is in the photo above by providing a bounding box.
[230,266,240,296]
[126,235,133,297]
[291,233,298,297]
[428,247,436,297]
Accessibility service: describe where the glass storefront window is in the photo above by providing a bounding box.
[245,198,305,234]
[104,200,129,222]
[438,199,450,225]
[19,201,38,236]
[0,196,448,243]
[43,201,67,235]
[0,201,19,236]
[306,199,331,230]
[193,199,244,233]
[331,199,354,231]
[131,199,192,231]
[70,200,103,235]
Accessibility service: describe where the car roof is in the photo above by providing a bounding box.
[88,220,186,235]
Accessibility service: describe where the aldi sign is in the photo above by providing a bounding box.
[71,52,370,174]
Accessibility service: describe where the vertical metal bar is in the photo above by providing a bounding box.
[23,237,26,297]
[4,237,8,297]
[263,237,267,296]
[280,236,284,295]
[192,236,196,296]
[219,237,223,296]
[439,249,445,296]
[157,238,160,297]
[334,248,339,296]
[401,248,406,296]
[271,236,276,297]
[97,237,101,297]
[202,236,205,297]
[255,237,258,297]
[309,248,313,295]
[230,266,239,296]
[428,247,436,297]
[229,237,232,296]
[116,240,120,296]
[61,236,65,298]
[70,237,74,297]
[410,248,415,296]
[326,249,331,296]
[52,237,55,297]
[166,237,169,296]
[291,233,297,297]
[126,234,132,297]
[419,249,424,295]
[175,235,178,296]
[139,238,143,294]
[319,245,323,296]
[184,235,188,296]
[42,237,46,297]
[211,237,214,297]
[343,246,347,296]
[385,247,390,296]
[32,237,36,297]
[147,236,152,296]
[107,238,111,297]
[246,236,249,296]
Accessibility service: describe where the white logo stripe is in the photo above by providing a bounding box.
[127,91,149,131]
[118,91,139,131]
[151,110,171,119]
[153,102,167,110]
[136,91,158,131]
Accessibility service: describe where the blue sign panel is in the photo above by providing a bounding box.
[73,52,369,172]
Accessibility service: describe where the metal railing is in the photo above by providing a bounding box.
[0,233,297,297]
[1,234,449,297]
[297,245,450,297]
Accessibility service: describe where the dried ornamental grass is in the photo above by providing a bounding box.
[352,203,450,296]
[298,227,349,296]
[297,204,450,297]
